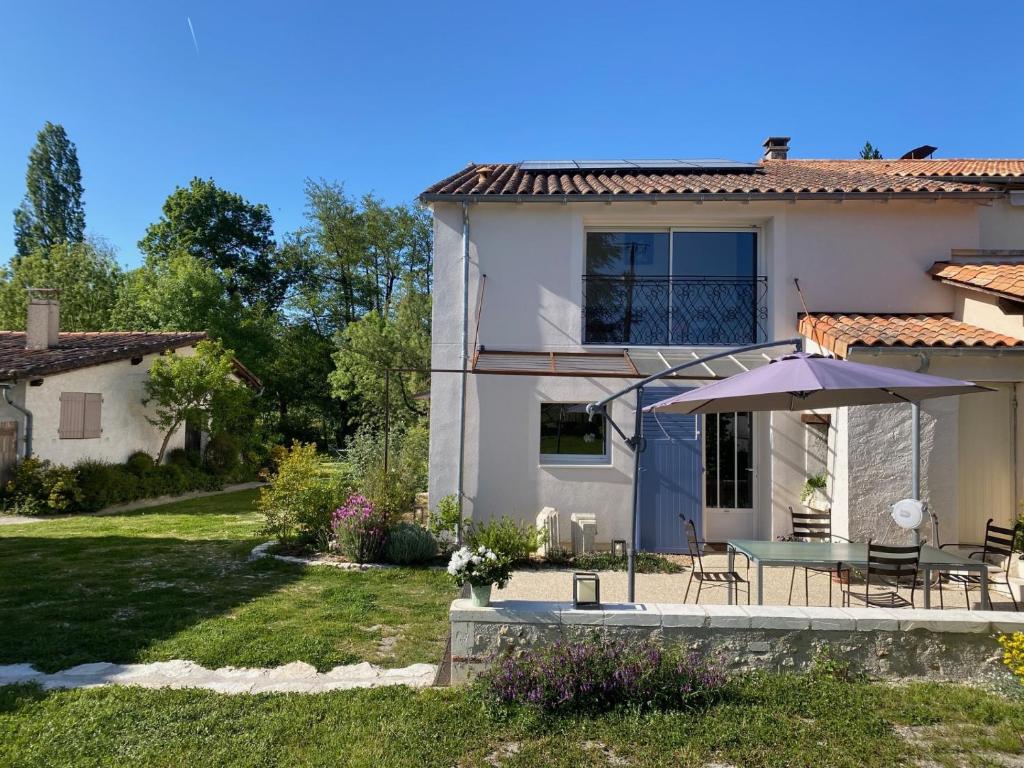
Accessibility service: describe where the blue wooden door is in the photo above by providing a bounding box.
[638,388,702,553]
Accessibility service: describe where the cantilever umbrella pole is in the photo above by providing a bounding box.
[587,338,804,603]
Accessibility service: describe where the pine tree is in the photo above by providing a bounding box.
[859,141,883,160]
[13,122,86,257]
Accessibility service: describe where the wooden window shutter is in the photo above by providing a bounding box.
[83,394,103,438]
[59,393,86,439]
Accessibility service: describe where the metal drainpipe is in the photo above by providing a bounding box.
[456,201,471,544]
[1,383,32,458]
[910,352,928,545]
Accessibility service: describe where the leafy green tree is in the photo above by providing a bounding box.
[330,279,430,430]
[143,339,252,463]
[13,122,86,257]
[139,178,288,308]
[859,141,883,160]
[0,241,122,330]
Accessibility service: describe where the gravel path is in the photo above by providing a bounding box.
[0,660,437,694]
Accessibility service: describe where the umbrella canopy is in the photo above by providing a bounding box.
[644,352,992,414]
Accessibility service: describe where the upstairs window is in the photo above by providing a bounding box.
[539,403,608,465]
[59,392,103,439]
[583,230,764,346]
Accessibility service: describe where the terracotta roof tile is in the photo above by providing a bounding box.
[930,262,1024,301]
[798,313,1024,358]
[0,331,208,380]
[422,159,1006,200]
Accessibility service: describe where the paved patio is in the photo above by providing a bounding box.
[496,553,1019,611]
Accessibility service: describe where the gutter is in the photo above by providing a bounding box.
[0,383,31,458]
[420,190,1004,205]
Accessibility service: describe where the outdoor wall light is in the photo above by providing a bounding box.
[611,539,627,558]
[573,571,600,609]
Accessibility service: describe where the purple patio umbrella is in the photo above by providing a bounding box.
[643,352,991,415]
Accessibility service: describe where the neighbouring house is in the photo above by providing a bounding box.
[0,292,259,480]
[421,138,1024,552]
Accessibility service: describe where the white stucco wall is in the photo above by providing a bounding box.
[428,195,1018,545]
[0,350,193,466]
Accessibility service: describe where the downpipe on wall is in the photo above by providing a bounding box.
[0,383,32,458]
[456,201,471,544]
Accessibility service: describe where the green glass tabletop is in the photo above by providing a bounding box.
[727,539,984,568]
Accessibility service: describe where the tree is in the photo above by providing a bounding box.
[143,339,251,463]
[859,141,883,160]
[13,122,86,258]
[0,241,122,330]
[139,178,288,308]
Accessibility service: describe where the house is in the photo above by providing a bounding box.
[421,138,1024,552]
[0,291,259,478]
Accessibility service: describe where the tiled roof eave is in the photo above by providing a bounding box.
[420,189,1002,204]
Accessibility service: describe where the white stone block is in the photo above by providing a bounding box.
[599,603,662,627]
[845,607,901,632]
[560,608,606,626]
[702,604,751,629]
[803,606,858,631]
[897,609,991,634]
[651,603,707,628]
[450,599,565,624]
[744,605,811,631]
[984,611,1024,634]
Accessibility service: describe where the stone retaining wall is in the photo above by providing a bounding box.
[450,600,1024,685]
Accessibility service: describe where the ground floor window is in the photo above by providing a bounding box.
[539,403,608,465]
[704,411,752,508]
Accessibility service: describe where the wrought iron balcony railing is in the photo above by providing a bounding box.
[582,275,769,346]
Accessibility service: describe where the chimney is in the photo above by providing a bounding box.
[26,288,60,351]
[763,136,791,160]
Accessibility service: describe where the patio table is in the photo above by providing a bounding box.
[726,539,990,609]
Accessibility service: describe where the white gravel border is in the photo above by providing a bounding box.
[248,541,395,570]
[0,660,437,694]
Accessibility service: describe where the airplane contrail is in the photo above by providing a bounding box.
[187,16,199,56]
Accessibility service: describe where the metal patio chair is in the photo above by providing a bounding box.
[682,517,749,605]
[841,540,922,609]
[787,506,846,607]
[925,509,985,609]
[942,518,1021,612]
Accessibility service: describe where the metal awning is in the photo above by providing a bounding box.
[471,344,797,380]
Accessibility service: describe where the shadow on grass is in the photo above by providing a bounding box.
[0,532,302,673]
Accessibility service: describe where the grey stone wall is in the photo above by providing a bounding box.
[450,600,1024,685]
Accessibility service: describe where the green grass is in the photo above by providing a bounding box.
[0,489,455,673]
[2,674,1024,767]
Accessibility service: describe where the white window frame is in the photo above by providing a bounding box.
[538,401,611,467]
[702,411,756,513]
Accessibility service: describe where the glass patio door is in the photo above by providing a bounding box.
[703,412,754,514]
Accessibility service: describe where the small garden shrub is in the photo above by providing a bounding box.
[204,433,240,476]
[361,465,416,519]
[428,494,461,553]
[998,632,1024,682]
[2,457,82,515]
[166,447,202,469]
[482,635,727,714]
[331,494,391,564]
[385,522,438,565]
[125,451,156,475]
[258,442,351,546]
[465,517,540,565]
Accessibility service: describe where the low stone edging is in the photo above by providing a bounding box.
[248,541,395,570]
[0,659,437,694]
[449,599,1024,685]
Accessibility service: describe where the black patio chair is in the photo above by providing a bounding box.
[682,517,749,605]
[925,509,985,609]
[841,540,922,609]
[787,506,846,607]
[943,518,1021,612]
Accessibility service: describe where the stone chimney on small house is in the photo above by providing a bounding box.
[762,136,791,160]
[26,288,60,350]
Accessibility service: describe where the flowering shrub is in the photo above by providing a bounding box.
[447,545,512,588]
[482,636,727,714]
[998,632,1024,681]
[331,494,390,563]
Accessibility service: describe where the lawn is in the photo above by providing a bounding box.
[2,674,1024,767]
[0,489,456,673]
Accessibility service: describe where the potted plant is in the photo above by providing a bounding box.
[447,545,512,607]
[800,472,829,512]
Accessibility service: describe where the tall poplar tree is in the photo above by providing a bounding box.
[13,122,86,257]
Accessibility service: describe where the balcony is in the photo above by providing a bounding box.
[582,275,769,346]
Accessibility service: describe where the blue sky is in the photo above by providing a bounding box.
[2,1,1023,266]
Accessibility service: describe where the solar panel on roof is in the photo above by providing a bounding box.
[518,159,759,172]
